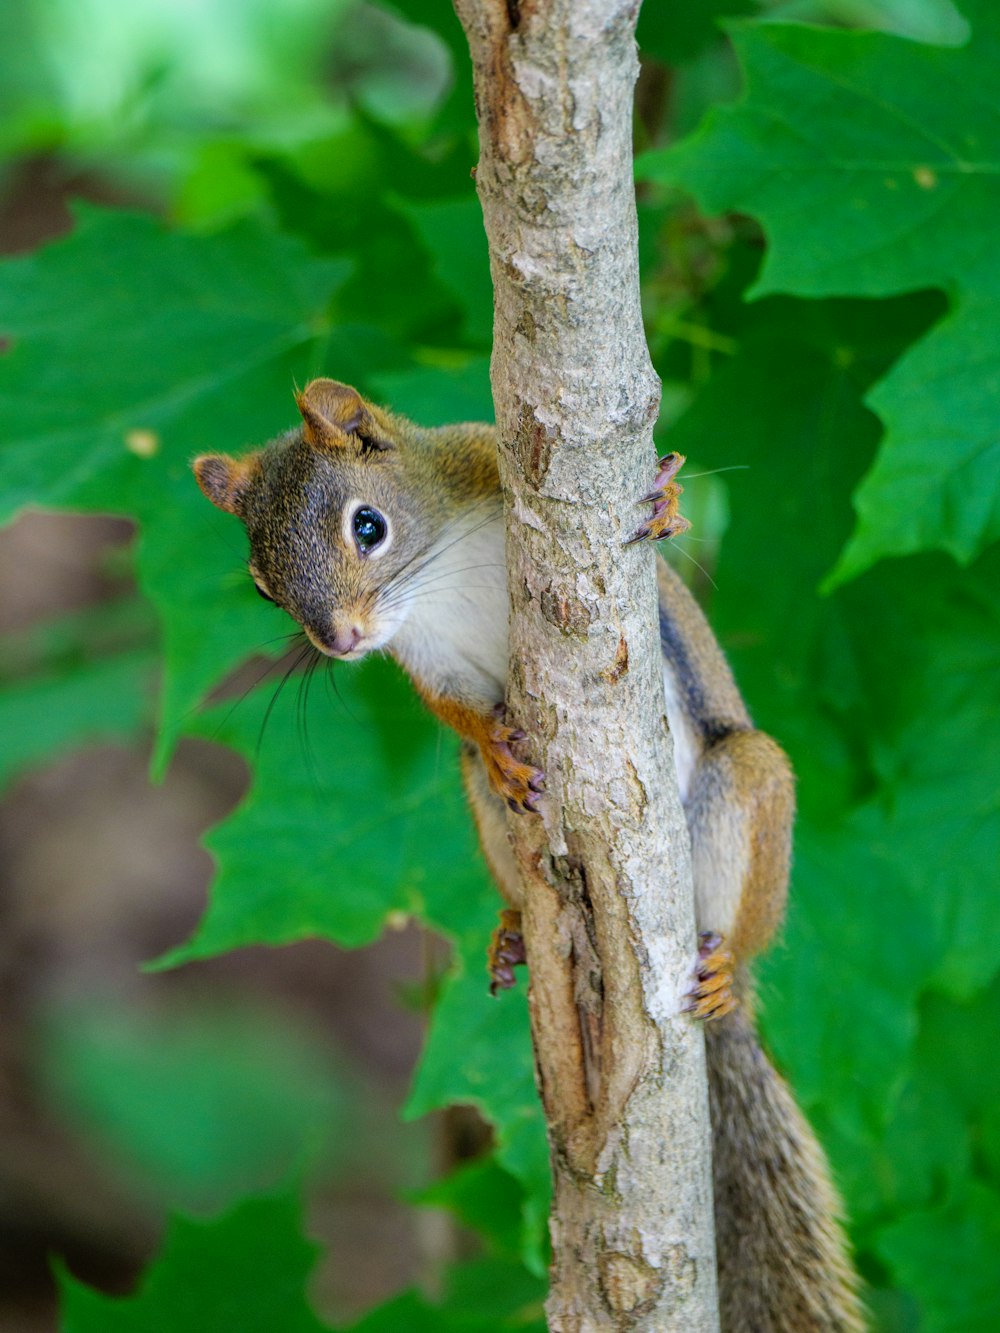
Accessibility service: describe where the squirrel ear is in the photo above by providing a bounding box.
[296,379,392,451]
[192,454,256,515]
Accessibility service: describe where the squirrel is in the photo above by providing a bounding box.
[193,377,863,1333]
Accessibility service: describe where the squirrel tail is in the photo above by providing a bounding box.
[705,1006,864,1333]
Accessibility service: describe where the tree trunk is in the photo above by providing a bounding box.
[453,2,720,1329]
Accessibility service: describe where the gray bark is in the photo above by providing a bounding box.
[453,2,720,1329]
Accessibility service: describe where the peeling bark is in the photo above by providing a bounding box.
[453,1,720,1329]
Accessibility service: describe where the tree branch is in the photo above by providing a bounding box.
[454,1,720,1327]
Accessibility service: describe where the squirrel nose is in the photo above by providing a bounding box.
[305,623,363,657]
[331,624,362,655]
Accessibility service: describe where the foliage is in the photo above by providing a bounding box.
[58,1193,331,1333]
[0,0,997,1328]
[58,1191,546,1332]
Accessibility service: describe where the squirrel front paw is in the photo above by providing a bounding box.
[488,909,526,994]
[485,707,544,814]
[626,452,692,545]
[683,931,737,1021]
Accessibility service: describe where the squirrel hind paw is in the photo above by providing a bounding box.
[488,909,526,994]
[626,452,692,545]
[683,930,738,1022]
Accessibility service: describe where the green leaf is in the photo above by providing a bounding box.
[910,979,1000,1186]
[640,4,1000,579]
[0,594,156,679]
[159,658,483,961]
[764,0,969,45]
[635,0,969,62]
[327,4,451,128]
[821,1068,968,1237]
[58,1192,330,1333]
[441,1256,547,1330]
[369,358,494,426]
[152,651,548,1263]
[256,120,476,343]
[0,207,351,765]
[0,579,157,795]
[394,197,492,347]
[373,0,475,137]
[876,1182,1000,1333]
[345,1258,546,1333]
[810,983,1000,1251]
[40,998,350,1210]
[832,295,1000,584]
[757,814,936,1130]
[0,648,154,792]
[406,964,546,1272]
[1,0,352,171]
[345,1292,443,1332]
[413,1157,526,1260]
[637,0,755,64]
[842,552,1000,1000]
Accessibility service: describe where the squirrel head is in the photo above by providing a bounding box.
[193,379,452,660]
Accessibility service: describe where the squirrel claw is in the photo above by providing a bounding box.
[684,930,737,1022]
[627,451,692,546]
[485,714,544,815]
[488,909,527,994]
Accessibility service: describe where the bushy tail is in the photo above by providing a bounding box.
[705,1007,864,1333]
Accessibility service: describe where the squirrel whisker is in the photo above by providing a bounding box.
[378,506,499,608]
[667,539,719,591]
[257,641,314,758]
[200,635,308,744]
[377,562,506,614]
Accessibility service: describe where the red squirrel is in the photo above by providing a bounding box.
[194,378,862,1333]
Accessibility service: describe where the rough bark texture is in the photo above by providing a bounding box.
[454,2,720,1329]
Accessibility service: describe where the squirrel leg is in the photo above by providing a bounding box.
[627,452,693,545]
[419,694,545,814]
[684,728,794,990]
[460,744,524,906]
[461,745,531,991]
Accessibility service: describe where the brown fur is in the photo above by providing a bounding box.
[192,451,261,515]
[685,727,794,962]
[707,1005,864,1332]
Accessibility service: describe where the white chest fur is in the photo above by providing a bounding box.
[662,658,699,806]
[389,509,509,708]
[391,513,701,805]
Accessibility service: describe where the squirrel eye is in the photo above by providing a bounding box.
[254,583,275,603]
[352,506,388,552]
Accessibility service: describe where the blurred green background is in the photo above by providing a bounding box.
[0,0,997,1329]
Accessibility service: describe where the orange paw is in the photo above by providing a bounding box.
[626,451,692,545]
[683,931,737,1022]
[485,709,544,814]
[488,909,526,994]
